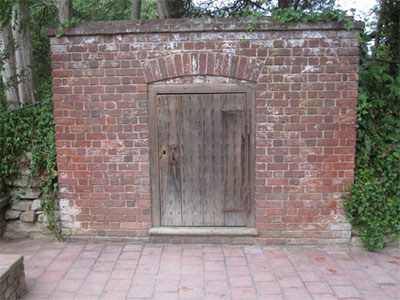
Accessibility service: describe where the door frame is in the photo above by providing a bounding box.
[148,84,256,228]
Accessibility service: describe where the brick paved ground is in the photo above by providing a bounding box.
[0,238,398,299]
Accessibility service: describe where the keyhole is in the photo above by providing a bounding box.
[163,150,166,155]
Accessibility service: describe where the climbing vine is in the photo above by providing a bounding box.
[270,6,354,30]
[0,99,61,239]
[343,25,400,250]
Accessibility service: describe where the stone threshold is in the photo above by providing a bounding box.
[149,226,259,236]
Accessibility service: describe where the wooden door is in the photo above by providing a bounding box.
[156,92,251,227]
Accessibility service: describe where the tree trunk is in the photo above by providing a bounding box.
[372,0,387,59]
[0,24,19,109]
[57,0,73,24]
[12,1,35,105]
[278,0,291,9]
[293,0,300,10]
[157,0,170,19]
[131,0,141,20]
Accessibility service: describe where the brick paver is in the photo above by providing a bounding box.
[0,239,398,300]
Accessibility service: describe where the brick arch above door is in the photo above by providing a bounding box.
[141,52,265,83]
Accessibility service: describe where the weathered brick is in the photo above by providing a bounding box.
[48,18,359,245]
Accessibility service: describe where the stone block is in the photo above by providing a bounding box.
[330,223,352,231]
[31,199,43,211]
[40,223,52,235]
[341,231,352,238]
[12,176,40,188]
[12,187,41,199]
[5,220,41,236]
[10,201,32,211]
[349,236,362,247]
[5,210,21,220]
[20,211,37,223]
[36,211,44,222]
[19,167,30,176]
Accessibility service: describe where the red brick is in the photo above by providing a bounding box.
[206,53,215,76]
[191,53,199,75]
[199,53,207,75]
[174,54,184,77]
[50,21,359,242]
[157,57,168,79]
[214,53,224,76]
[149,59,162,81]
[236,57,247,79]
[298,208,319,216]
[73,171,92,178]
[164,55,177,78]
[182,53,191,76]
[229,55,239,78]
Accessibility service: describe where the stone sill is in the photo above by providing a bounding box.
[149,227,259,237]
[46,17,363,37]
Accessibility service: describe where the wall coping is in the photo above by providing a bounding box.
[46,17,363,37]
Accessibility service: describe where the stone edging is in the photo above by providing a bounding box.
[0,255,26,300]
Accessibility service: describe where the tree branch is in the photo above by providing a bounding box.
[29,2,56,10]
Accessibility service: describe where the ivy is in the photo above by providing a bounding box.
[271,6,354,30]
[343,52,400,251]
[0,100,61,239]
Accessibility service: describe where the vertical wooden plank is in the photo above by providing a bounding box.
[181,94,203,226]
[203,94,224,226]
[150,85,255,229]
[223,93,247,226]
[246,87,256,228]
[158,95,182,226]
[149,89,161,227]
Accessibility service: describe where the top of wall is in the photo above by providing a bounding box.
[46,17,363,37]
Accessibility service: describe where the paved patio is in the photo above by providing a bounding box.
[0,238,398,300]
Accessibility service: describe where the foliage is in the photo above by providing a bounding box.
[73,0,158,21]
[0,0,15,27]
[0,100,61,239]
[270,6,354,30]
[192,0,335,17]
[343,1,400,251]
[344,61,400,250]
[30,3,59,97]
[74,0,132,21]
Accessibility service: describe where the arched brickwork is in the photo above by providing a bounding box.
[141,52,264,83]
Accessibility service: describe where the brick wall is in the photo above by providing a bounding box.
[48,18,361,244]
